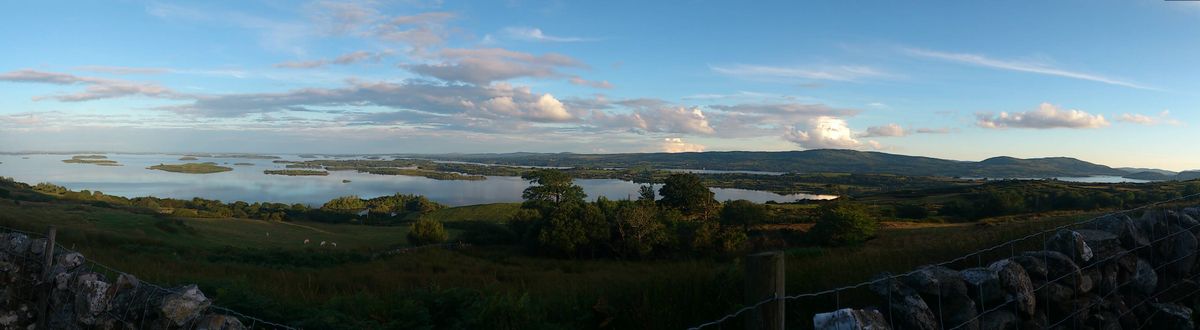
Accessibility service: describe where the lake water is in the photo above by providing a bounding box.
[0,154,836,206]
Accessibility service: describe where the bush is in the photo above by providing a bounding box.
[407,217,449,245]
[894,203,929,219]
[809,201,877,246]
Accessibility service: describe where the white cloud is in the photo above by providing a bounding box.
[976,102,1110,129]
[784,116,865,149]
[711,64,887,82]
[501,27,591,42]
[905,48,1155,90]
[660,138,706,153]
[1118,110,1181,126]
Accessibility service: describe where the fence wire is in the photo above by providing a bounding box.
[0,224,297,330]
[688,192,1200,330]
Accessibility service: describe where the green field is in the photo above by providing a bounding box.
[147,162,233,174]
[0,190,1121,329]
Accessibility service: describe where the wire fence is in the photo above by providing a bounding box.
[688,192,1200,330]
[0,224,297,329]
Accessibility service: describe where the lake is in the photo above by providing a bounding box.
[0,154,836,206]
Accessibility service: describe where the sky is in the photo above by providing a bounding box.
[2,1,1199,170]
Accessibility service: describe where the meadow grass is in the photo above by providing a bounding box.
[0,197,1102,328]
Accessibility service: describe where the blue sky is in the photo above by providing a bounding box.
[2,0,1199,170]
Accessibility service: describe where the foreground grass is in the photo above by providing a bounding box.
[0,196,1103,329]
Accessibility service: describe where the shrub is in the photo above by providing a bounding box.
[809,201,877,246]
[407,217,449,245]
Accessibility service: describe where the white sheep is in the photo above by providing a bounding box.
[331,242,337,247]
[320,241,327,246]
[303,239,310,245]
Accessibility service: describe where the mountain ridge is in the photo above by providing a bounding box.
[401,149,1138,178]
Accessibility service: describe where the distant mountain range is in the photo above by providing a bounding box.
[407,149,1186,179]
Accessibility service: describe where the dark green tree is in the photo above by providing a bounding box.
[810,201,877,246]
[658,174,717,219]
[719,199,767,232]
[521,170,586,207]
[407,217,449,245]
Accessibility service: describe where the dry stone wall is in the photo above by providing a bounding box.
[0,232,248,329]
[814,206,1200,330]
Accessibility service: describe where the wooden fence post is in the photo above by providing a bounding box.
[38,226,56,329]
[745,251,785,330]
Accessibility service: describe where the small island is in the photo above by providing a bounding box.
[147,162,233,174]
[233,162,254,166]
[179,156,199,161]
[62,155,121,166]
[357,167,486,181]
[264,170,329,176]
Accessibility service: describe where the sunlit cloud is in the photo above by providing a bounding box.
[976,102,1110,129]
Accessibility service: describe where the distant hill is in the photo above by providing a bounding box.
[1117,167,1178,176]
[1177,171,1200,181]
[1123,171,1174,181]
[404,149,1134,178]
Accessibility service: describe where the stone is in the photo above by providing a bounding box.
[1163,225,1197,277]
[160,284,212,326]
[72,272,111,325]
[55,252,85,270]
[977,310,1020,330]
[1022,251,1085,292]
[813,308,890,330]
[988,259,1035,317]
[1133,258,1157,295]
[197,314,246,330]
[1046,230,1093,264]
[28,238,46,257]
[1075,229,1121,263]
[869,274,938,330]
[1148,303,1194,330]
[1086,215,1150,250]
[901,266,977,330]
[5,234,29,255]
[960,267,1005,308]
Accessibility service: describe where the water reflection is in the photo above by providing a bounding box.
[0,154,835,206]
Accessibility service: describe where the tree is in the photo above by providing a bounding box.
[637,185,656,204]
[537,204,588,256]
[521,170,586,207]
[322,195,365,212]
[612,202,667,258]
[658,174,717,219]
[719,199,767,232]
[407,217,449,245]
[809,201,877,246]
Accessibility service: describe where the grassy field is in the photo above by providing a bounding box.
[0,193,1111,329]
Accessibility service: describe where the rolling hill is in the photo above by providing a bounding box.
[403,149,1135,178]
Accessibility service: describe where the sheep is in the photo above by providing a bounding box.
[320,241,327,246]
[331,242,337,247]
[303,239,310,245]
